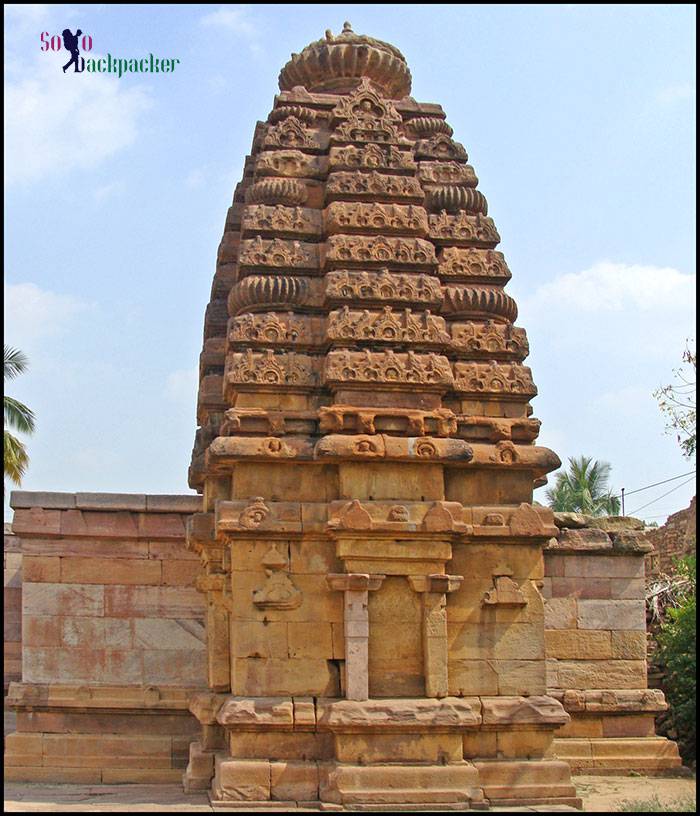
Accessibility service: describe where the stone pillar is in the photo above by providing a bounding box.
[408,574,463,698]
[327,573,385,701]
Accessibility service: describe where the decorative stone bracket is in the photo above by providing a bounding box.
[482,567,526,607]
[408,574,463,698]
[327,573,386,701]
[253,544,302,610]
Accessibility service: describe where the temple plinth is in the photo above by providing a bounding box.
[185,23,581,807]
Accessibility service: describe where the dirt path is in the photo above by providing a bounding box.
[3,775,696,812]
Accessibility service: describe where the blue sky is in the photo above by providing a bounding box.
[4,4,696,522]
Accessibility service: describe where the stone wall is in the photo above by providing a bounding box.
[5,493,682,783]
[4,522,22,692]
[544,517,680,774]
[645,496,696,576]
[5,492,206,784]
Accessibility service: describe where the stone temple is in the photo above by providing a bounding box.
[4,23,681,808]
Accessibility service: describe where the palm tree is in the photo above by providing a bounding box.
[545,455,621,516]
[4,345,36,487]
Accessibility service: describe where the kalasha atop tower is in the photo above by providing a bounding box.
[186,23,581,808]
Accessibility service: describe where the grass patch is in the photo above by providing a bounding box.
[617,794,696,811]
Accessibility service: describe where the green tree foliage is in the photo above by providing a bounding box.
[654,341,696,460]
[4,345,35,487]
[545,455,621,516]
[657,554,696,764]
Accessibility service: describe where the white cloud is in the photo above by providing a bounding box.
[524,260,696,314]
[4,54,151,186]
[200,5,256,36]
[4,282,91,350]
[199,5,261,54]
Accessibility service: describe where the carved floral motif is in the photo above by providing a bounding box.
[229,312,310,345]
[417,161,478,186]
[238,236,319,270]
[324,202,428,235]
[330,80,406,144]
[450,321,529,359]
[227,350,317,387]
[327,305,449,345]
[325,269,442,306]
[255,150,327,179]
[262,116,324,151]
[429,212,500,246]
[325,171,424,202]
[437,247,511,282]
[452,361,537,397]
[329,143,415,172]
[324,349,453,387]
[324,235,436,267]
[415,134,468,162]
[241,205,322,238]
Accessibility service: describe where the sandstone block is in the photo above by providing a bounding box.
[271,760,319,801]
[228,731,333,761]
[22,555,61,582]
[611,630,647,659]
[448,659,499,695]
[609,577,645,600]
[218,696,294,728]
[334,732,463,763]
[463,731,498,758]
[602,714,656,738]
[60,556,161,585]
[134,618,205,650]
[577,600,646,631]
[551,659,648,690]
[23,582,104,617]
[550,576,611,599]
[233,620,288,659]
[214,757,271,801]
[104,585,204,618]
[232,657,339,697]
[496,730,553,759]
[543,597,577,629]
[24,615,62,647]
[288,621,333,658]
[545,630,612,660]
[143,649,206,686]
[162,559,198,586]
[563,554,644,578]
[495,660,546,695]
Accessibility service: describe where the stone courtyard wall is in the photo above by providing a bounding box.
[5,491,206,784]
[544,519,679,774]
[4,523,22,692]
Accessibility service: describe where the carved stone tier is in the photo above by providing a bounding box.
[325,170,425,202]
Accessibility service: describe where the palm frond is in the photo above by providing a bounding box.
[4,430,29,485]
[4,396,36,434]
[4,345,29,380]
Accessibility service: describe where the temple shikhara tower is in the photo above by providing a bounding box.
[185,23,580,807]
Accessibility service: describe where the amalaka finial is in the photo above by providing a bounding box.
[343,21,353,33]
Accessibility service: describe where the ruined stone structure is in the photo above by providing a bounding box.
[645,496,696,577]
[3,22,683,806]
[185,23,578,807]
